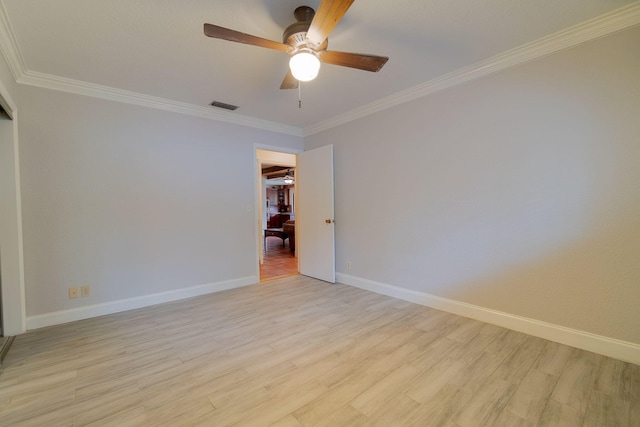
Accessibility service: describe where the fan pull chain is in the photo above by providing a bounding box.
[298,81,302,108]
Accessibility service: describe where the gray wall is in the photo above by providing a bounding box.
[306,27,640,344]
[15,85,301,317]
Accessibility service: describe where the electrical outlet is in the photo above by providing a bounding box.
[81,285,90,297]
[346,261,352,270]
[69,287,79,299]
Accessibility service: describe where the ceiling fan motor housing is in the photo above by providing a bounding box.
[283,6,328,52]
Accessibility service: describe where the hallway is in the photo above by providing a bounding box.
[260,234,298,281]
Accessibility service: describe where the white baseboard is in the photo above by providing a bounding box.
[336,273,640,365]
[26,276,258,330]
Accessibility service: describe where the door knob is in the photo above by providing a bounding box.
[325,219,334,224]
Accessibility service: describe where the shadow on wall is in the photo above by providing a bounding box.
[441,211,640,344]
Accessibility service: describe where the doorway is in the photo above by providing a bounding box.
[256,149,298,281]
[1,95,26,357]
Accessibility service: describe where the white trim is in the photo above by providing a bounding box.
[0,1,27,82]
[336,273,640,365]
[26,276,258,330]
[17,70,303,137]
[303,2,640,135]
[254,143,302,156]
[0,73,26,335]
[10,110,25,334]
[1,3,639,137]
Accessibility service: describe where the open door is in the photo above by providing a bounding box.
[297,145,335,283]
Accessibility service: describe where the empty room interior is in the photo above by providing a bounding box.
[0,1,639,425]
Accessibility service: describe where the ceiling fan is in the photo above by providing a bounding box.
[203,0,388,89]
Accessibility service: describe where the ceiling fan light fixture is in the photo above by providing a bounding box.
[283,169,294,185]
[289,51,320,82]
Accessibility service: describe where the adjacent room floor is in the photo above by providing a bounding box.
[260,233,298,281]
[0,275,637,426]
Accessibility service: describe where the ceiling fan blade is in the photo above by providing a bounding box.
[204,23,293,53]
[280,69,299,90]
[321,50,388,72]
[306,0,355,48]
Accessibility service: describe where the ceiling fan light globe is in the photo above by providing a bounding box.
[289,52,320,82]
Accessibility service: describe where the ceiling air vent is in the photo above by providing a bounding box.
[209,100,238,111]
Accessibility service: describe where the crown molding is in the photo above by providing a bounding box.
[0,1,26,81]
[0,3,303,137]
[17,70,303,136]
[1,2,638,138]
[303,2,640,136]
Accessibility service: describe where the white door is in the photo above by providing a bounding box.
[257,159,265,266]
[297,145,335,283]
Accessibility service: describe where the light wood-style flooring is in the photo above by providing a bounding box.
[0,275,638,426]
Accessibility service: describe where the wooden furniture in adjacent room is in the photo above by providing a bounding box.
[264,228,287,248]
[283,220,295,251]
[268,213,290,228]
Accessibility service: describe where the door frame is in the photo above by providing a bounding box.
[253,144,301,280]
[0,78,27,336]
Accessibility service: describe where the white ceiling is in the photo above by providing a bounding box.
[1,0,638,134]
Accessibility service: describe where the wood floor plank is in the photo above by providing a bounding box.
[403,383,471,426]
[207,361,297,409]
[453,378,516,426]
[405,357,465,404]
[145,396,214,427]
[366,393,422,427]
[0,276,636,426]
[449,350,505,392]
[539,399,584,427]
[314,403,369,427]
[350,363,420,416]
[535,341,574,377]
[204,386,273,425]
[595,356,628,397]
[492,336,547,384]
[271,414,305,427]
[582,390,630,427]
[493,409,534,427]
[234,381,328,426]
[550,348,603,415]
[0,386,77,426]
[83,406,148,427]
[71,384,144,426]
[629,393,640,427]
[291,353,394,425]
[503,368,557,424]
